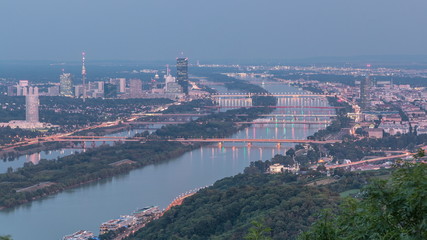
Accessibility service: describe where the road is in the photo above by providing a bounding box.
[0,102,177,152]
[326,152,412,169]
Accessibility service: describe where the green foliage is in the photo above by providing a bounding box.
[300,163,427,240]
[126,173,340,240]
[0,102,274,208]
[244,221,272,240]
[0,141,192,208]
[0,236,12,240]
[0,126,40,146]
[309,97,352,141]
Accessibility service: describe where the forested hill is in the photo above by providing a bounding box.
[126,173,341,240]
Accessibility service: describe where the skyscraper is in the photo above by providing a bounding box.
[119,78,126,93]
[60,73,73,96]
[129,79,143,98]
[25,87,39,123]
[176,57,189,94]
[16,80,29,96]
[104,83,118,98]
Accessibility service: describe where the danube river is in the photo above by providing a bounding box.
[0,83,334,240]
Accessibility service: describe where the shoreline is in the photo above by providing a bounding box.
[0,105,275,209]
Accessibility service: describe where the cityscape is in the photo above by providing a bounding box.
[1,1,427,240]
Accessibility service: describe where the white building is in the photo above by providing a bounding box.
[26,87,39,123]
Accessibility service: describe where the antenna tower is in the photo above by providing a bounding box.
[82,51,87,102]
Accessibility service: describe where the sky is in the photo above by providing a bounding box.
[1,0,427,62]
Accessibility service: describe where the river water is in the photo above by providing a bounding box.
[0,83,334,240]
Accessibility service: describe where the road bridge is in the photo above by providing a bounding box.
[237,121,331,125]
[123,121,189,125]
[207,105,344,109]
[211,93,335,98]
[169,138,341,144]
[40,136,341,144]
[236,114,336,117]
[134,113,209,117]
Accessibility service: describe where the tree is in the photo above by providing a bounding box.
[286,148,295,157]
[244,221,272,240]
[300,163,427,240]
[0,236,12,240]
[298,211,337,240]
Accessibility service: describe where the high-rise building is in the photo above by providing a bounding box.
[109,78,126,93]
[129,79,143,98]
[25,87,39,123]
[48,85,60,96]
[74,85,83,98]
[119,78,126,93]
[60,73,73,96]
[16,80,29,96]
[176,57,189,94]
[360,76,371,110]
[104,83,118,98]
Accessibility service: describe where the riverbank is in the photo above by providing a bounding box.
[0,102,276,209]
[0,80,339,240]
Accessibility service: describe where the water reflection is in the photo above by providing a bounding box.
[0,82,336,240]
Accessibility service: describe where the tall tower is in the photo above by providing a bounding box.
[176,57,189,94]
[82,51,87,102]
[26,87,39,123]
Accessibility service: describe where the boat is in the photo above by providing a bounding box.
[62,230,97,240]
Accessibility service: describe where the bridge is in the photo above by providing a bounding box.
[211,93,335,98]
[41,136,341,144]
[124,121,189,125]
[42,136,143,142]
[237,114,336,117]
[133,113,209,117]
[236,121,331,125]
[169,138,341,144]
[207,105,344,109]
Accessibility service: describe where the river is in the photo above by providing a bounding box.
[0,83,334,239]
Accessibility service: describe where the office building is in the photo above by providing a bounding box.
[119,78,126,93]
[60,73,73,96]
[75,85,84,98]
[129,79,143,98]
[48,85,60,96]
[16,80,29,96]
[176,57,189,94]
[104,83,118,98]
[25,87,39,123]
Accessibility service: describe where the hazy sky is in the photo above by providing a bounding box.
[1,0,427,62]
